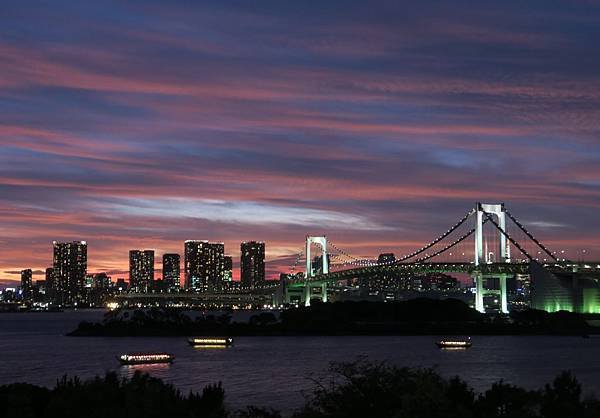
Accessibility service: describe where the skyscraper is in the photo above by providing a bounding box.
[20,269,32,299]
[184,241,224,291]
[162,253,180,289]
[223,256,233,282]
[53,241,87,305]
[240,241,265,288]
[129,250,154,292]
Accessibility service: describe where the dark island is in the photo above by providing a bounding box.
[68,299,600,337]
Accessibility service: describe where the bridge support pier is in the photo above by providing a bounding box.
[304,283,311,307]
[499,274,508,314]
[475,273,484,313]
[474,272,509,314]
[301,282,328,306]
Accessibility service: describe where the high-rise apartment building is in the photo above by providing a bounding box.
[184,241,224,291]
[240,241,265,288]
[162,253,181,289]
[53,241,87,305]
[129,250,154,292]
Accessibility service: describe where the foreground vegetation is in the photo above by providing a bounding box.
[0,372,225,418]
[68,299,599,336]
[291,359,600,418]
[2,360,600,417]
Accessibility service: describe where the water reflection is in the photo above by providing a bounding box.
[438,347,470,351]
[192,345,230,350]
[119,363,171,377]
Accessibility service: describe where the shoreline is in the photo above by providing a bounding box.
[66,299,600,337]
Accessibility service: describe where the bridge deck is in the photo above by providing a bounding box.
[286,261,600,287]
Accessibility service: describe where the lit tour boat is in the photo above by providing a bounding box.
[436,338,472,349]
[188,337,234,346]
[118,353,175,365]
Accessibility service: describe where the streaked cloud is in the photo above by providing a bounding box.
[103,198,389,230]
[526,221,569,229]
[1,0,600,283]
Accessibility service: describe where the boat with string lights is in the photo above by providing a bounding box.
[188,337,234,346]
[118,353,175,365]
[436,338,472,349]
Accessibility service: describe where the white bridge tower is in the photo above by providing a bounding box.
[303,236,329,306]
[306,235,329,278]
[474,203,510,314]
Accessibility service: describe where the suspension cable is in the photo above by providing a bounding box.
[482,211,534,262]
[325,210,475,267]
[504,210,562,262]
[413,220,484,263]
[289,248,305,273]
[328,241,375,266]
[328,241,373,265]
[392,209,475,264]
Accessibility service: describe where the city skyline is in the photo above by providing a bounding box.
[3,238,255,285]
[2,0,600,286]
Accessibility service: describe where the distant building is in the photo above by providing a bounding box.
[162,253,181,290]
[85,274,95,289]
[380,253,399,289]
[45,267,54,288]
[20,269,33,300]
[115,278,128,292]
[377,253,396,264]
[241,241,265,288]
[184,241,225,291]
[94,272,111,289]
[35,280,46,292]
[360,253,397,292]
[83,272,112,307]
[33,280,46,302]
[510,273,531,311]
[2,288,16,302]
[223,256,233,282]
[53,241,87,305]
[45,267,55,303]
[129,250,154,292]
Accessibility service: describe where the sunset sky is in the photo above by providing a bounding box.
[1,0,600,285]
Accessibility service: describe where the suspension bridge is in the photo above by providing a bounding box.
[282,202,600,313]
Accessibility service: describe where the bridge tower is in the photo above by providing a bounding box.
[302,236,329,306]
[474,203,510,314]
[475,203,510,265]
[306,236,329,277]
